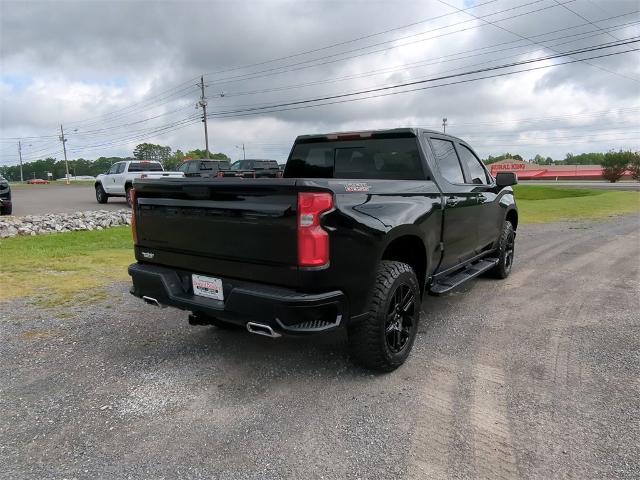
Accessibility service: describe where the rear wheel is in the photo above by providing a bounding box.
[348,260,420,372]
[487,221,515,279]
[95,184,108,204]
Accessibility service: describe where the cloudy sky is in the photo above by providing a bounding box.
[1,0,639,165]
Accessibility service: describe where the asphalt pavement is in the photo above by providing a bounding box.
[9,184,127,216]
[7,181,639,218]
[1,214,639,479]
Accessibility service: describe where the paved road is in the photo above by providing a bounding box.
[10,184,127,216]
[8,181,639,217]
[1,215,639,479]
[519,180,640,190]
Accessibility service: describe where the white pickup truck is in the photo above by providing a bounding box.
[95,160,184,207]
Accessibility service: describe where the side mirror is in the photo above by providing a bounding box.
[496,172,517,187]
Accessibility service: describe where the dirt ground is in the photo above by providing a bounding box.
[1,215,638,479]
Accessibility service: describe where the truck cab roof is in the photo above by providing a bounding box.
[294,128,466,144]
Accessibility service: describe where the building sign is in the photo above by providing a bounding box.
[491,163,527,171]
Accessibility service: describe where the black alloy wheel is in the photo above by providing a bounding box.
[504,228,515,274]
[487,220,515,279]
[385,283,416,354]
[348,260,421,372]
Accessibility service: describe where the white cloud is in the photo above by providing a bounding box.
[1,0,639,164]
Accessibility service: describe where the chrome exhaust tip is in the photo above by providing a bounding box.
[142,296,165,308]
[246,322,281,338]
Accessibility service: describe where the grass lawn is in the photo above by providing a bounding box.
[0,226,133,304]
[514,185,640,223]
[1,185,638,304]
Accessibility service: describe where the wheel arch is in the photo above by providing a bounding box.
[506,208,518,230]
[380,231,428,293]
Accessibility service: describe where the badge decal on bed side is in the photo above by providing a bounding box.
[345,182,370,192]
[142,251,155,259]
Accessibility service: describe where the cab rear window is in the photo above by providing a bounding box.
[128,162,163,172]
[285,137,425,180]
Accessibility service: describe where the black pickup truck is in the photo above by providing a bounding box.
[129,129,517,371]
[0,175,12,215]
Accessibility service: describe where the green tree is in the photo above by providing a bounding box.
[602,150,633,183]
[163,149,185,170]
[133,143,171,163]
[184,149,230,161]
[627,151,640,181]
[563,152,605,165]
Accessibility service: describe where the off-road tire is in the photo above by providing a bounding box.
[1,204,11,215]
[95,184,108,204]
[487,221,515,279]
[348,260,421,372]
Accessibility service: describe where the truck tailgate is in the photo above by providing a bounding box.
[133,178,300,285]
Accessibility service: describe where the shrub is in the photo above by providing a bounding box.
[602,150,633,183]
[629,152,640,181]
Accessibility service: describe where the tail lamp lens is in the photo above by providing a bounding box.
[297,192,333,267]
[130,188,138,244]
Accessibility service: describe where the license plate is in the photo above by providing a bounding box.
[192,274,224,301]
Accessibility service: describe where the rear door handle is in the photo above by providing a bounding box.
[446,196,459,207]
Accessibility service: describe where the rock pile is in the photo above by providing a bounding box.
[0,210,131,238]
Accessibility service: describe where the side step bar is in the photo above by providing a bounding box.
[429,258,499,296]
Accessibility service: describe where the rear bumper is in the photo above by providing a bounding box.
[128,263,347,335]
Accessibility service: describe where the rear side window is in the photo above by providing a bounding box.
[285,137,424,180]
[429,138,464,184]
[458,144,488,184]
[128,162,163,172]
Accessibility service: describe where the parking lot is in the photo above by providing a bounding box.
[1,214,638,479]
[9,184,127,216]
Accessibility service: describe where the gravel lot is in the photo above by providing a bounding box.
[10,184,127,216]
[1,215,638,479]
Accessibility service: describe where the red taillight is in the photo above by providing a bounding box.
[297,192,333,267]
[130,188,138,244]
[216,171,224,178]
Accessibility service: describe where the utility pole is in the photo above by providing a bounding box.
[59,124,70,184]
[17,141,24,183]
[197,76,210,158]
[442,117,448,134]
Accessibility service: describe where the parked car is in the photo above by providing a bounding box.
[128,128,518,371]
[177,159,230,177]
[0,175,11,215]
[26,178,50,184]
[229,159,283,178]
[94,160,184,207]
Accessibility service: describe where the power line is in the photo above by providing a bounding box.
[4,1,500,139]
[218,15,640,100]
[204,39,640,119]
[202,0,500,79]
[553,0,622,42]
[436,0,639,83]
[211,21,640,113]
[202,0,560,86]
